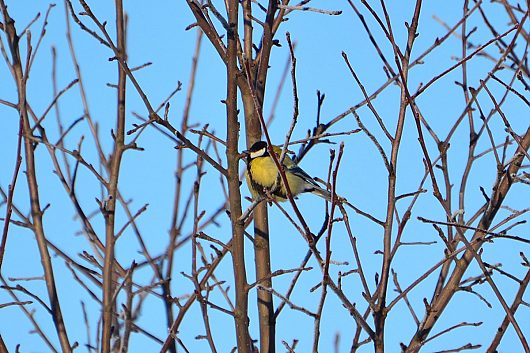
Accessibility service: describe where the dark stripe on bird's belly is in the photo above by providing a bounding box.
[247,163,288,199]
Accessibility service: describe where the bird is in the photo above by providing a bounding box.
[243,140,331,202]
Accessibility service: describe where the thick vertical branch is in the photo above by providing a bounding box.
[254,0,278,107]
[242,0,253,60]
[226,1,251,352]
[242,2,276,352]
[101,1,127,352]
[253,202,275,353]
[0,3,72,353]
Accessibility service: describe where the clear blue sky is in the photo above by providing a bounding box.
[1,1,528,352]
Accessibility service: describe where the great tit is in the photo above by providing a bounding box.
[243,141,331,201]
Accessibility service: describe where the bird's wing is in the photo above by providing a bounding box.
[286,164,331,201]
[286,165,319,187]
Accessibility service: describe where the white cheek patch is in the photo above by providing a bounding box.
[250,147,266,159]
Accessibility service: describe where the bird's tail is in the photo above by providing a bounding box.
[310,185,332,201]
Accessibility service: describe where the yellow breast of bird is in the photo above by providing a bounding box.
[246,156,305,199]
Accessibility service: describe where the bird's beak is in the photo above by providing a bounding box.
[239,150,250,160]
